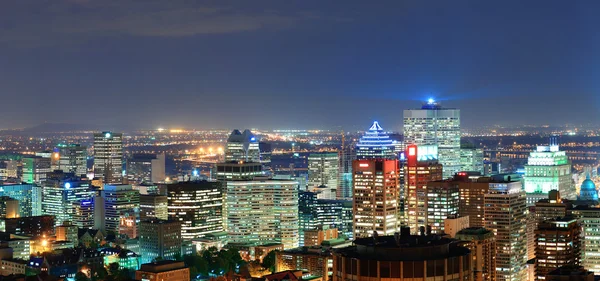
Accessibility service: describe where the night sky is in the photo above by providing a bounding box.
[1,0,599,131]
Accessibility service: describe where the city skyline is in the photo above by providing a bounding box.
[2,1,600,130]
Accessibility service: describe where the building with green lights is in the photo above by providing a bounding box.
[523,140,574,205]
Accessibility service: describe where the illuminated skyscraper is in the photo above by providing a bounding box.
[225,129,261,163]
[140,194,168,221]
[523,137,574,205]
[72,199,94,229]
[403,100,460,178]
[52,144,88,177]
[166,181,224,240]
[96,184,139,232]
[299,191,353,245]
[405,145,443,233]
[127,153,166,184]
[338,143,356,200]
[93,132,124,184]
[570,206,600,273]
[139,220,182,264]
[352,159,399,237]
[456,227,496,281]
[227,179,299,249]
[308,152,339,200]
[460,143,484,174]
[0,183,42,216]
[484,180,527,281]
[355,121,396,160]
[21,156,51,184]
[41,171,94,226]
[426,181,459,234]
[534,217,581,281]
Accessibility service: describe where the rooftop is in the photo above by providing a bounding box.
[139,260,187,273]
[335,234,470,261]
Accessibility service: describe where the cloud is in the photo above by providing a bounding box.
[0,1,317,47]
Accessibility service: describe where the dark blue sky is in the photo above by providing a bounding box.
[1,0,599,131]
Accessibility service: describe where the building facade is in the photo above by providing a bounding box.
[52,144,87,176]
[355,121,397,160]
[405,145,443,233]
[307,153,339,200]
[484,181,527,281]
[535,217,581,281]
[352,159,399,237]
[524,140,574,205]
[97,184,139,232]
[0,183,42,216]
[166,181,224,240]
[455,227,496,281]
[140,194,168,221]
[93,132,124,184]
[41,171,94,226]
[139,220,183,264]
[225,129,261,163]
[226,179,299,249]
[333,233,473,281]
[426,181,460,234]
[403,100,461,179]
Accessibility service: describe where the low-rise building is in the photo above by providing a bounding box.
[276,246,333,279]
[135,260,190,281]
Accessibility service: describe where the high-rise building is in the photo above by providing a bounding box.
[426,181,460,234]
[484,180,527,281]
[0,183,42,216]
[166,181,224,240]
[535,217,582,281]
[259,142,272,172]
[338,143,355,200]
[140,195,168,221]
[405,145,443,233]
[56,221,79,245]
[352,159,399,237]
[93,132,124,184]
[460,143,484,174]
[96,184,139,232]
[139,220,182,264]
[41,171,95,226]
[455,172,490,228]
[0,197,18,219]
[225,129,260,163]
[403,99,461,179]
[455,227,496,281]
[226,179,298,249]
[127,153,166,184]
[214,161,263,181]
[298,191,353,245]
[21,156,51,184]
[535,190,571,223]
[307,153,339,200]
[355,121,397,160]
[524,138,575,205]
[52,144,88,177]
[72,199,94,229]
[332,231,473,281]
[570,206,600,273]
